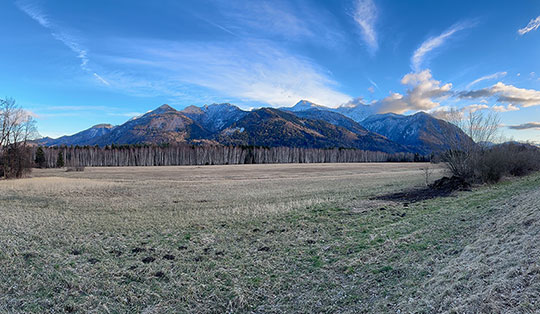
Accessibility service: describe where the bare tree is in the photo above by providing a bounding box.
[442,107,502,181]
[420,165,434,186]
[0,98,39,178]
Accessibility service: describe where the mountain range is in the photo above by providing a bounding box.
[38,100,472,155]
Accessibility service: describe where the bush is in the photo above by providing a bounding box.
[2,146,34,178]
[445,143,540,184]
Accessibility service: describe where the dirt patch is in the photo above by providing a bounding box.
[141,256,155,264]
[163,254,175,260]
[373,176,471,203]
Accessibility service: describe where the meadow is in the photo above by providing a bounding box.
[1,163,538,312]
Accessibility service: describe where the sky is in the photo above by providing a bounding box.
[1,0,539,142]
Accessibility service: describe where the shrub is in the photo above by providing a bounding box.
[2,146,34,178]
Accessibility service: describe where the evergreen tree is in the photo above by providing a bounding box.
[56,151,65,168]
[35,147,46,168]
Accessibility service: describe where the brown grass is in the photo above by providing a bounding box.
[0,163,538,313]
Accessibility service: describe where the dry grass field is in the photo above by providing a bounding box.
[1,163,539,313]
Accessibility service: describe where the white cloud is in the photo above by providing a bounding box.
[93,73,110,86]
[518,16,540,35]
[463,104,489,113]
[491,83,540,107]
[353,0,378,53]
[214,0,344,47]
[16,0,89,70]
[98,39,351,107]
[466,71,507,89]
[107,112,143,118]
[492,104,519,112]
[461,82,540,108]
[377,70,452,113]
[411,21,474,72]
[508,122,540,130]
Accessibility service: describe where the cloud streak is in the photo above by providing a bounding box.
[93,73,110,86]
[466,71,507,89]
[16,1,88,69]
[507,122,540,130]
[518,16,540,35]
[353,0,378,53]
[16,0,110,86]
[213,0,344,47]
[411,21,475,72]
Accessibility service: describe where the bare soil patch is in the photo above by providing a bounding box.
[373,176,471,203]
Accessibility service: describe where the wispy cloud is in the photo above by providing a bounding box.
[213,0,343,47]
[16,1,88,69]
[352,0,378,53]
[107,112,142,118]
[466,71,507,89]
[411,21,475,72]
[508,122,540,130]
[93,73,110,86]
[518,16,540,35]
[97,39,351,107]
[16,0,108,86]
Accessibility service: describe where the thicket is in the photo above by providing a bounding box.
[442,108,540,184]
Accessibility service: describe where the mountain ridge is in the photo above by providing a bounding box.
[38,102,473,155]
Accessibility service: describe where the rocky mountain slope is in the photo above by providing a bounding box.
[92,105,212,145]
[283,100,374,123]
[217,108,408,153]
[360,112,474,154]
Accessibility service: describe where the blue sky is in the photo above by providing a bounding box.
[1,0,539,142]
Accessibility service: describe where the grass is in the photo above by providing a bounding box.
[0,163,539,312]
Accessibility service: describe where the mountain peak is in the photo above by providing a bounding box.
[182,105,204,114]
[287,100,326,112]
[153,104,176,114]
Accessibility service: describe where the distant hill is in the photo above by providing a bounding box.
[38,124,115,146]
[360,112,474,155]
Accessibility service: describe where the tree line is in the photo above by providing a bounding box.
[33,145,427,168]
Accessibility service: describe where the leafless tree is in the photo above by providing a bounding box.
[420,165,434,186]
[442,107,502,181]
[0,98,39,178]
[35,145,418,168]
